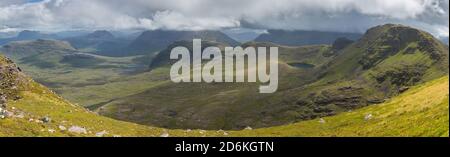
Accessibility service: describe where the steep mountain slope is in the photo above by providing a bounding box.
[316,24,449,95]
[254,29,362,46]
[97,24,449,130]
[126,30,240,56]
[283,24,449,125]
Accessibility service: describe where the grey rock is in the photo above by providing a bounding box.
[41,116,51,123]
[68,126,87,134]
[95,131,108,137]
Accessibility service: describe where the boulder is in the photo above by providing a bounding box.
[95,131,108,137]
[58,125,67,131]
[319,118,326,124]
[160,132,169,137]
[364,114,373,121]
[40,116,51,123]
[0,95,7,105]
[68,126,87,134]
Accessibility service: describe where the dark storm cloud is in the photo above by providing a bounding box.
[0,0,448,37]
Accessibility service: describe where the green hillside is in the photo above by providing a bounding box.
[2,52,448,136]
[96,24,449,130]
[229,76,449,137]
[1,24,449,136]
[1,54,198,137]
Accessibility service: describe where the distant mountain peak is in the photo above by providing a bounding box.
[18,30,39,34]
[16,30,54,40]
[322,24,449,84]
[0,30,58,45]
[86,30,114,39]
[150,40,230,69]
[2,39,76,53]
[126,29,240,55]
[358,23,448,66]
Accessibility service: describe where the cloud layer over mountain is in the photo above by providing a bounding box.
[0,0,448,38]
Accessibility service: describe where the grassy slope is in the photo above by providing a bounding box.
[0,78,209,137]
[229,76,449,137]
[2,74,447,137]
[59,67,169,107]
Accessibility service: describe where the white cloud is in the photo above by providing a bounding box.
[0,0,27,7]
[0,0,448,37]
[0,26,19,33]
[0,0,54,29]
[151,11,240,31]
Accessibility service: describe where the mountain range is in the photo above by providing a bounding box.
[97,24,448,130]
[125,30,241,56]
[0,31,58,45]
[62,30,133,56]
[1,24,449,136]
[254,29,362,46]
[1,42,448,137]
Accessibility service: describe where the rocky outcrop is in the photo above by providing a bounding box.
[323,37,355,57]
[332,37,354,51]
[0,56,26,100]
[1,55,27,119]
[294,85,385,120]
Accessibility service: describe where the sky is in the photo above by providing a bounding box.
[0,0,449,38]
